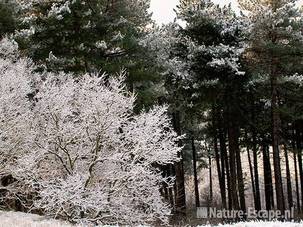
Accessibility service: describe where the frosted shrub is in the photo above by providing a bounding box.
[0,38,33,169]
[0,39,181,225]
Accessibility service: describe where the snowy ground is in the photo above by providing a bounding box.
[0,211,75,227]
[0,211,303,227]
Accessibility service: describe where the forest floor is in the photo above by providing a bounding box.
[0,210,303,227]
[0,211,75,227]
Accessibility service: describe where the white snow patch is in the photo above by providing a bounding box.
[0,211,76,227]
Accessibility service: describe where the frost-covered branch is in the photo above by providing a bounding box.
[0,38,181,225]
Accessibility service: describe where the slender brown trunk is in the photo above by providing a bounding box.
[218,111,230,209]
[214,133,227,209]
[247,147,256,208]
[295,122,303,212]
[227,110,245,212]
[270,52,285,213]
[263,143,274,210]
[225,152,232,210]
[209,153,213,206]
[293,136,300,211]
[294,151,300,211]
[168,164,175,208]
[298,150,303,211]
[284,145,293,209]
[252,135,261,211]
[161,166,169,201]
[227,120,240,210]
[192,137,200,207]
[251,93,262,211]
[172,112,186,212]
[218,121,227,209]
[236,143,246,214]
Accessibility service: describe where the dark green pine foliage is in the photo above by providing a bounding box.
[172,1,248,146]
[18,0,162,110]
[0,0,17,38]
[243,1,303,211]
[168,0,249,211]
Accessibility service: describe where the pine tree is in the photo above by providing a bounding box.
[17,0,150,72]
[176,1,249,212]
[0,0,17,38]
[16,0,162,110]
[240,0,303,212]
[143,0,249,213]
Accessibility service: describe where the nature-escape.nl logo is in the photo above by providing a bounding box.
[197,207,294,220]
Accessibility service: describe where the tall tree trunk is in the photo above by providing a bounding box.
[168,164,175,208]
[192,136,200,207]
[172,112,186,212]
[247,147,256,209]
[225,151,232,210]
[214,133,226,209]
[161,166,169,201]
[251,92,262,211]
[263,143,274,210]
[294,151,300,211]
[236,143,246,214]
[284,145,293,210]
[295,122,303,212]
[227,119,240,210]
[252,134,261,211]
[218,118,227,209]
[292,136,300,211]
[270,54,285,213]
[227,109,246,212]
[209,153,213,207]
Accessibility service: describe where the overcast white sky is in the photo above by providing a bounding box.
[150,0,303,24]
[149,0,238,24]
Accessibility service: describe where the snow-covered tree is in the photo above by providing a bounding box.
[19,74,179,225]
[0,38,180,225]
[16,0,152,75]
[0,38,33,170]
